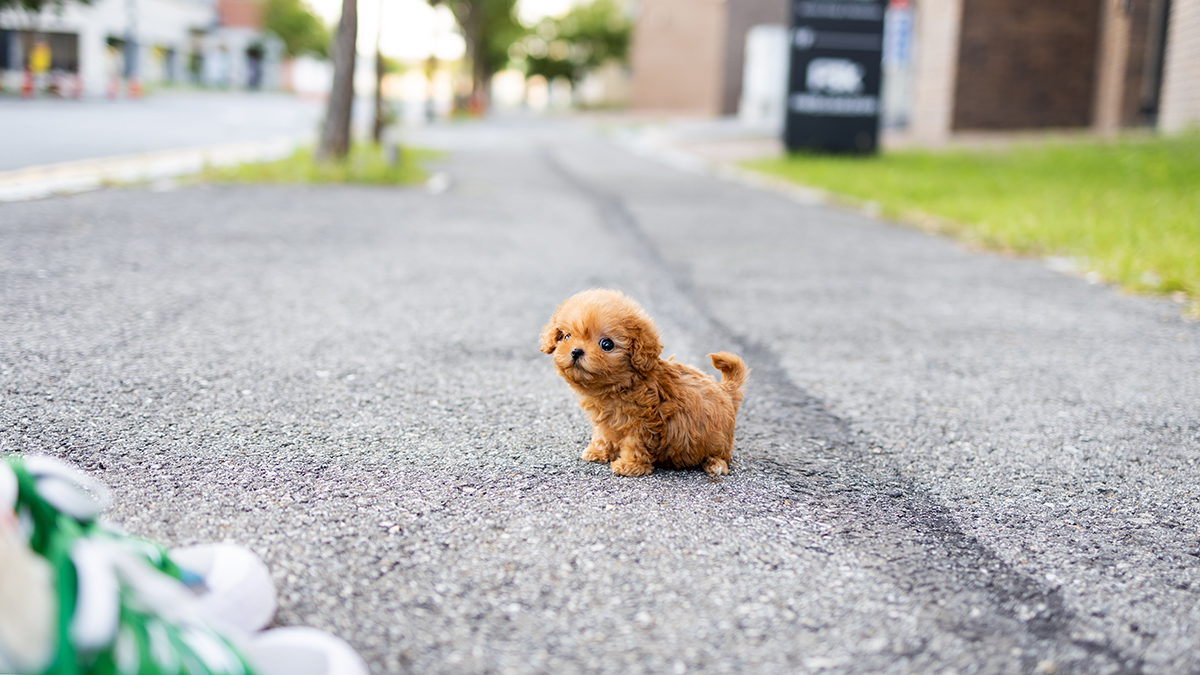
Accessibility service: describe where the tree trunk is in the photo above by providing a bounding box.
[465,10,489,114]
[469,41,489,114]
[316,0,357,161]
[451,3,488,114]
[371,0,385,144]
[372,50,385,143]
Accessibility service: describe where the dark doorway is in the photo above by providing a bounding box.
[246,44,264,89]
[1138,0,1172,125]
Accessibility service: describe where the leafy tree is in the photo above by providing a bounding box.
[519,0,630,85]
[262,0,330,59]
[432,0,523,111]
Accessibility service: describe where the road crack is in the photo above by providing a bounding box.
[543,145,1143,674]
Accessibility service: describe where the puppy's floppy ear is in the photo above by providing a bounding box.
[539,318,563,354]
[627,318,662,375]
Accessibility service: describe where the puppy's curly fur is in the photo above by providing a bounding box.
[540,289,749,477]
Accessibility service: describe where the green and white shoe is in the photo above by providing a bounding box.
[0,455,367,675]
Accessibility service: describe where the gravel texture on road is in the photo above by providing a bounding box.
[2,117,1198,675]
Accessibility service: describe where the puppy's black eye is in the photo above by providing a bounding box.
[599,337,615,352]
[562,333,571,340]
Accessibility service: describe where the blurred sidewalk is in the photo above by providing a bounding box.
[595,114,786,167]
[0,90,324,200]
[599,113,1119,168]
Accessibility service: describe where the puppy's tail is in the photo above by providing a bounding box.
[709,352,749,411]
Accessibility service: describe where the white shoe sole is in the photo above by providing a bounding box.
[242,626,370,675]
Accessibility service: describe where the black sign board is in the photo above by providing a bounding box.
[783,0,886,153]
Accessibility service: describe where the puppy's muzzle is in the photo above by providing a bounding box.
[570,348,585,362]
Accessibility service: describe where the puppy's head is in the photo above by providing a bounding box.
[540,289,662,390]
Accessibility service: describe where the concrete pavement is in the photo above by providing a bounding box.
[2,115,1198,674]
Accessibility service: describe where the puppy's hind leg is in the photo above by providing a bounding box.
[702,457,729,476]
[702,421,736,476]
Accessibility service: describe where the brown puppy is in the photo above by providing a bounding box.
[540,289,749,477]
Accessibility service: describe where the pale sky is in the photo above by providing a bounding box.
[306,0,580,62]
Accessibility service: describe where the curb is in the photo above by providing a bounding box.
[610,125,833,208]
[0,135,312,202]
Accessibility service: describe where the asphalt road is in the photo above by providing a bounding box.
[2,116,1198,675]
[0,91,325,171]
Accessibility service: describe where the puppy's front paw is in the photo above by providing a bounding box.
[611,458,653,477]
[702,458,729,476]
[582,439,618,463]
[581,442,610,463]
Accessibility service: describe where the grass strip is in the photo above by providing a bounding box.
[743,133,1200,313]
[201,142,436,186]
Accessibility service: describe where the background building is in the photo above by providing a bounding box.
[630,0,1200,139]
[194,0,284,89]
[629,0,786,116]
[908,0,1197,141]
[0,0,283,97]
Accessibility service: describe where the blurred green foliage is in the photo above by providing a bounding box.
[745,133,1200,310]
[380,54,406,74]
[477,0,524,83]
[263,0,330,59]
[515,0,631,84]
[436,0,523,95]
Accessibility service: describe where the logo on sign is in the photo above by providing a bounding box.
[792,57,877,116]
[805,58,864,95]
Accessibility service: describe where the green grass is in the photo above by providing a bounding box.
[744,134,1200,311]
[201,142,436,186]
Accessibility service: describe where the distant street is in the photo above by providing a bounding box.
[0,90,325,171]
[2,115,1198,675]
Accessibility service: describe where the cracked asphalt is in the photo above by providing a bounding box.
[2,115,1198,675]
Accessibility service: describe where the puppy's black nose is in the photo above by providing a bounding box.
[571,348,584,361]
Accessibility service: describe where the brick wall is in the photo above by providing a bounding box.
[219,0,262,29]
[630,0,727,114]
[1159,0,1200,131]
[951,0,1101,129]
[719,0,789,115]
